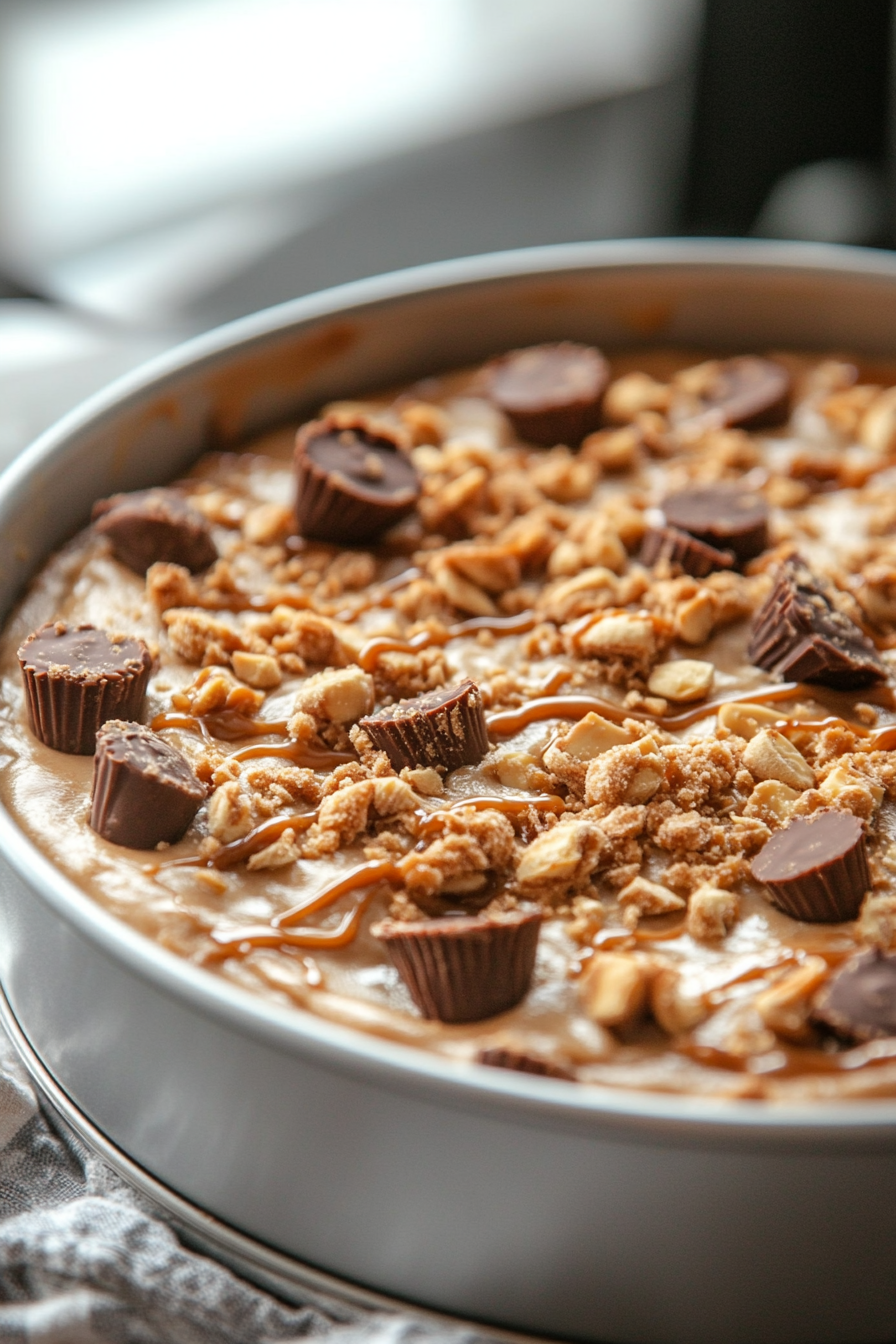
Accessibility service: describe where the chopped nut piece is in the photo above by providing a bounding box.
[207,780,252,843]
[242,502,293,546]
[744,779,801,827]
[577,613,657,670]
[231,651,282,689]
[717,701,788,741]
[675,591,716,646]
[580,426,640,471]
[743,728,815,791]
[580,953,649,1028]
[399,766,443,796]
[517,820,605,885]
[246,826,301,870]
[818,765,882,819]
[859,386,896,455]
[686,883,739,940]
[585,737,665,808]
[617,875,686,927]
[431,561,496,616]
[647,659,714,703]
[290,666,374,729]
[650,967,707,1034]
[603,371,670,423]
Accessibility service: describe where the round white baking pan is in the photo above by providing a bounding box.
[2,240,896,1344]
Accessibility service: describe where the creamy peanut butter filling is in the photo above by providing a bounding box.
[6,348,896,1101]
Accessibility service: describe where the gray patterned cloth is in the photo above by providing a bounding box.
[0,1026,481,1344]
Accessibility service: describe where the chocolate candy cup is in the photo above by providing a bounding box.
[295,415,420,544]
[813,950,896,1042]
[93,489,217,574]
[748,555,887,689]
[639,524,734,578]
[477,1046,575,1081]
[486,342,609,446]
[750,810,870,923]
[374,908,542,1023]
[677,356,791,430]
[661,484,769,564]
[18,622,152,755]
[359,679,489,773]
[91,720,206,849]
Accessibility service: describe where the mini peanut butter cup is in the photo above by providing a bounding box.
[750,810,870,923]
[18,622,152,755]
[677,356,791,430]
[92,489,217,574]
[359,679,488,773]
[639,524,734,578]
[477,1046,575,1081]
[486,342,609,446]
[661,484,769,563]
[374,907,542,1023]
[294,415,420,544]
[748,555,887,688]
[91,720,206,848]
[813,950,896,1042]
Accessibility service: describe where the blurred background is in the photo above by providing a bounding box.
[0,0,891,459]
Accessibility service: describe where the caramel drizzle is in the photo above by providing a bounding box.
[209,893,374,954]
[227,742,355,768]
[151,709,289,740]
[772,714,896,752]
[416,794,565,837]
[158,810,319,870]
[675,1036,896,1079]
[210,860,399,954]
[357,611,538,672]
[485,682,803,737]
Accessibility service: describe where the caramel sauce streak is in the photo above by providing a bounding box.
[275,859,400,928]
[150,713,211,738]
[416,794,565,837]
[211,893,373,953]
[358,611,538,672]
[228,742,355,768]
[486,683,803,737]
[158,811,319,871]
[773,715,896,752]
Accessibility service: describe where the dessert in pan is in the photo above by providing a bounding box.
[7,341,896,1100]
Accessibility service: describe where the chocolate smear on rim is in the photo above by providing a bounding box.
[477,1046,575,1081]
[748,554,887,688]
[639,524,735,578]
[486,342,609,447]
[750,810,870,923]
[373,907,542,1023]
[91,720,206,849]
[661,484,769,564]
[18,622,152,755]
[675,356,791,430]
[359,679,489,773]
[92,489,217,575]
[295,414,420,545]
[813,950,896,1042]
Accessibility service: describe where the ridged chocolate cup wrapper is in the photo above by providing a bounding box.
[813,950,896,1042]
[639,524,734,578]
[374,907,542,1023]
[91,720,206,849]
[674,356,791,430]
[748,554,887,689]
[486,342,609,447]
[661,484,769,563]
[92,489,217,575]
[295,414,420,545]
[18,622,152,755]
[750,810,870,923]
[477,1046,575,1081]
[359,679,489,773]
